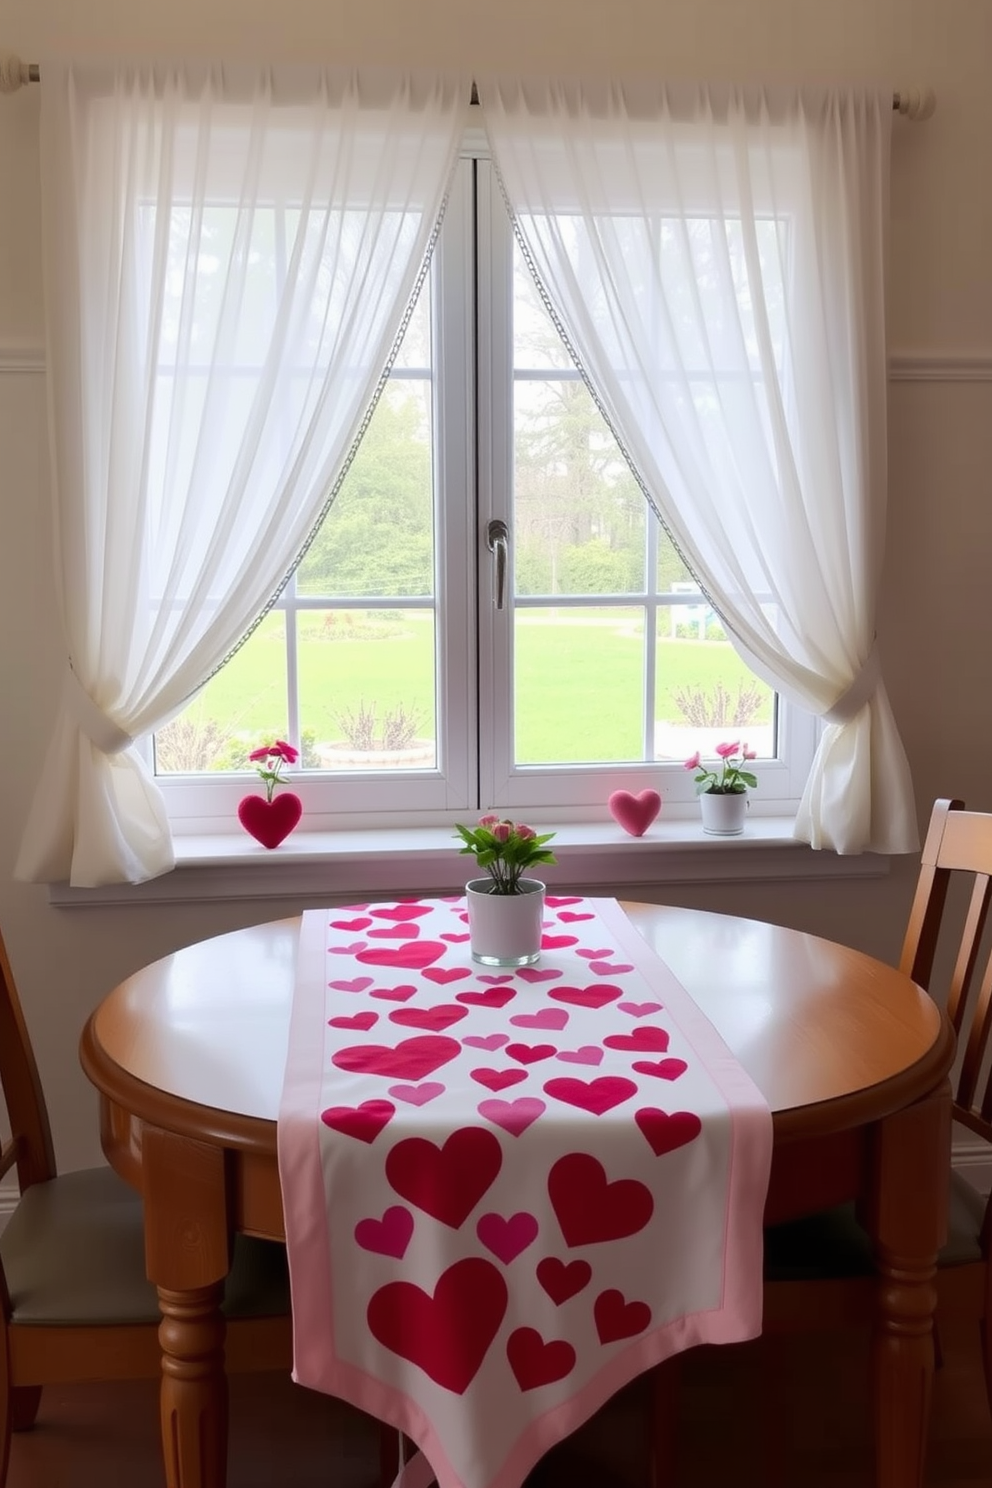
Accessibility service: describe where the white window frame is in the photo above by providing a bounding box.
[152,138,817,840]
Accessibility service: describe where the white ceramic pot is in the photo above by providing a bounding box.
[699,790,748,836]
[465,878,546,967]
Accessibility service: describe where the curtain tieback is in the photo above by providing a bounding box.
[63,666,133,755]
[822,644,880,726]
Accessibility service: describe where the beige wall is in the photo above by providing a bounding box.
[1,0,990,1173]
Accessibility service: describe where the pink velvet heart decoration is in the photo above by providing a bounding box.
[608,788,661,838]
[237,792,303,849]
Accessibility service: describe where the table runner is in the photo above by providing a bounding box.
[278,895,772,1488]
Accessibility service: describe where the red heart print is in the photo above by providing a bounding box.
[328,1012,378,1031]
[331,917,373,932]
[320,1099,395,1143]
[457,987,516,1009]
[386,1127,503,1229]
[618,1001,664,1018]
[463,1033,509,1050]
[355,941,447,970]
[633,1058,688,1081]
[368,923,421,940]
[510,1008,568,1031]
[507,1328,576,1391]
[635,1108,702,1156]
[548,1153,654,1245]
[516,967,562,983]
[506,1042,557,1066]
[477,1211,540,1265]
[471,1068,528,1092]
[557,1046,603,1067]
[422,967,473,985]
[370,985,419,1002]
[541,933,579,950]
[545,896,582,908]
[594,1288,652,1343]
[607,787,661,838]
[576,948,612,960]
[537,1256,592,1304]
[329,977,375,993]
[477,1097,545,1136]
[589,962,635,976]
[604,1026,670,1053]
[354,1205,414,1259]
[370,904,433,922]
[543,1077,638,1116]
[237,791,302,848]
[557,910,594,922]
[548,984,622,1010]
[333,1035,461,1081]
[388,1082,445,1106]
[368,1258,507,1394]
[389,1004,468,1032]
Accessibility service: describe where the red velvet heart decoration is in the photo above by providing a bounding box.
[608,788,661,837]
[237,792,303,849]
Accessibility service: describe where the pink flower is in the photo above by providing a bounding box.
[684,751,702,771]
[515,824,536,840]
[479,813,500,827]
[742,745,756,760]
[492,822,511,842]
[249,745,274,762]
[715,741,740,759]
[274,739,299,763]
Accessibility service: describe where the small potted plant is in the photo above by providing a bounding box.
[237,739,302,848]
[684,742,757,836]
[454,816,557,966]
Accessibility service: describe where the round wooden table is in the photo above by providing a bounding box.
[80,902,955,1488]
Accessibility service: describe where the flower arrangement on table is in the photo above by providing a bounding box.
[684,741,758,796]
[454,815,557,895]
[237,739,302,849]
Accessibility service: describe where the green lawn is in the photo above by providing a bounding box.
[166,610,771,769]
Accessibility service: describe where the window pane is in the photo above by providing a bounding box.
[513,378,646,597]
[153,614,288,773]
[296,377,434,599]
[514,608,644,764]
[654,616,776,762]
[299,609,437,771]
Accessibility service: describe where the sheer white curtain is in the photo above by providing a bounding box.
[17,61,466,887]
[480,78,916,855]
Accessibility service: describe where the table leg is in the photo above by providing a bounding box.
[141,1126,235,1488]
[868,1082,951,1488]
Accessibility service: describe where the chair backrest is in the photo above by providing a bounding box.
[900,797,992,1148]
[0,925,56,1194]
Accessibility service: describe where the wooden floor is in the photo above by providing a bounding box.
[7,1321,992,1488]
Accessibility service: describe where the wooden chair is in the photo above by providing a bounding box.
[0,922,293,1486]
[761,797,992,1418]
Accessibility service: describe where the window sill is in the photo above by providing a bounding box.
[48,813,889,907]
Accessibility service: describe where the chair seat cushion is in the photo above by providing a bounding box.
[1,1166,290,1326]
[763,1168,986,1282]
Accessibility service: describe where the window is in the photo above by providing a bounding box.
[154,147,815,834]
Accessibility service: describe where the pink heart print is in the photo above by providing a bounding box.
[476,1097,546,1136]
[476,1211,540,1265]
[387,1082,446,1106]
[557,1046,604,1067]
[371,904,433,922]
[509,1008,569,1030]
[320,1099,395,1143]
[367,923,421,940]
[607,788,662,838]
[354,1205,415,1259]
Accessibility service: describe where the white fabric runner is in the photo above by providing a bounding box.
[279,895,772,1488]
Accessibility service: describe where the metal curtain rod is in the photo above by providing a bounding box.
[0,56,937,119]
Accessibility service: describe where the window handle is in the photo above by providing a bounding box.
[487,520,509,610]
